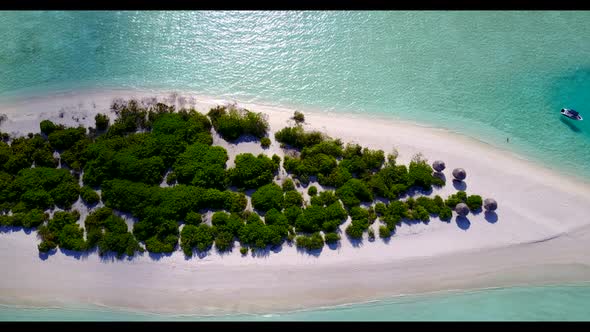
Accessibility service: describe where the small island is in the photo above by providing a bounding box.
[0,99,494,259]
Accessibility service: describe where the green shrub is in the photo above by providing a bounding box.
[260,137,271,148]
[295,232,324,251]
[307,186,318,196]
[282,178,296,192]
[238,216,285,249]
[338,144,385,179]
[325,201,347,222]
[466,195,483,211]
[284,190,303,208]
[184,211,202,225]
[13,167,80,210]
[378,225,391,239]
[19,209,49,228]
[215,231,234,252]
[84,207,143,257]
[368,228,376,241]
[264,208,289,227]
[173,143,228,189]
[229,153,278,189]
[415,196,440,215]
[40,120,59,136]
[310,190,338,207]
[345,223,365,240]
[272,154,281,167]
[166,171,177,185]
[251,183,284,212]
[181,224,214,256]
[318,165,352,188]
[48,127,87,151]
[368,165,409,200]
[80,186,100,205]
[324,232,340,244]
[406,159,444,190]
[38,210,86,253]
[445,191,467,208]
[349,206,369,221]
[274,126,325,150]
[439,206,453,221]
[336,179,373,207]
[95,113,110,131]
[293,111,305,123]
[283,206,302,225]
[240,247,248,255]
[295,205,325,233]
[208,106,269,141]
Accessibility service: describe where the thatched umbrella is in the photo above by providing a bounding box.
[432,160,446,172]
[484,198,498,211]
[455,203,469,216]
[452,168,466,181]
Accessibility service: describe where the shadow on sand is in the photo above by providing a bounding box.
[485,211,499,224]
[38,249,57,261]
[227,134,261,145]
[455,216,471,230]
[295,245,323,257]
[326,240,341,251]
[452,180,467,191]
[0,225,34,235]
[58,247,93,260]
[149,251,174,261]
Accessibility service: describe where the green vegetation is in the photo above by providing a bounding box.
[229,153,278,189]
[296,232,324,251]
[85,207,143,258]
[324,232,340,244]
[282,178,295,192]
[49,126,87,151]
[307,185,318,196]
[251,183,284,212]
[184,211,202,225]
[0,209,48,228]
[180,224,214,256]
[466,194,483,211]
[260,137,271,148]
[80,186,100,205]
[173,143,228,189]
[378,225,391,239]
[336,179,373,208]
[95,113,110,131]
[40,120,59,136]
[445,191,467,208]
[208,106,269,141]
[368,228,375,241]
[284,190,303,208]
[37,210,84,253]
[293,111,305,124]
[275,125,325,150]
[8,167,80,210]
[0,99,494,259]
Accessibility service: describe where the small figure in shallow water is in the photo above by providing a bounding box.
[506,137,509,143]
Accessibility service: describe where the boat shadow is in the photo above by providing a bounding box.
[560,117,582,133]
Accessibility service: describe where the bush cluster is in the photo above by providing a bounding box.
[208,106,269,141]
[0,99,493,259]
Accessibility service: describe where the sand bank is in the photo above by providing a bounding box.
[1,88,590,315]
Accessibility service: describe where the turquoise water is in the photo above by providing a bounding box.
[1,11,590,320]
[1,11,590,179]
[2,284,590,321]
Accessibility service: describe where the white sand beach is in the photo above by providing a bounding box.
[1,89,590,315]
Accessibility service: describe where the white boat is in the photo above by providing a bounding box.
[561,108,583,121]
